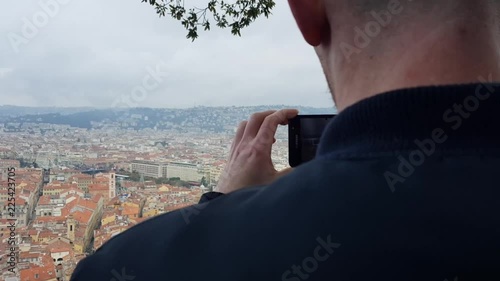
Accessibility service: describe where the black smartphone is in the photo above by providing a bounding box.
[288,114,336,167]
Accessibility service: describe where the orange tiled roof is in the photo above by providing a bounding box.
[38,230,57,239]
[38,195,52,205]
[106,196,121,206]
[130,217,148,224]
[91,193,103,204]
[73,209,93,225]
[75,228,86,239]
[46,239,72,254]
[76,197,98,211]
[62,183,78,189]
[20,264,57,281]
[121,205,139,217]
[88,183,108,191]
[34,216,66,224]
[16,197,27,205]
[93,177,109,184]
[102,209,116,218]
[19,252,41,259]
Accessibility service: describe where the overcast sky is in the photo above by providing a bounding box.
[0,0,333,109]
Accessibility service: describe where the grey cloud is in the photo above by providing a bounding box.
[0,0,332,108]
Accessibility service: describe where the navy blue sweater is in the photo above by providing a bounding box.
[71,84,500,281]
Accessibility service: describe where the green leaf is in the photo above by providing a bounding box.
[141,0,276,41]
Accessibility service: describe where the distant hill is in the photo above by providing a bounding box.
[0,105,94,120]
[2,105,337,131]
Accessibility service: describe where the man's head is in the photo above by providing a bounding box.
[288,0,500,111]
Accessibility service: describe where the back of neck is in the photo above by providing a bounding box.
[333,16,500,111]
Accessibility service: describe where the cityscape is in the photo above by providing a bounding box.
[0,105,334,281]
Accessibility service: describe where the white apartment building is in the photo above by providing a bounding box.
[166,162,206,182]
[130,161,167,178]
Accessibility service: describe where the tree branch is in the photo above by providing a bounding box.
[141,0,276,41]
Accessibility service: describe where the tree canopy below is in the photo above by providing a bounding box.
[141,0,276,41]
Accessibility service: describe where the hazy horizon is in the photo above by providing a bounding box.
[0,104,335,110]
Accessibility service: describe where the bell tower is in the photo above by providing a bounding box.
[67,214,76,242]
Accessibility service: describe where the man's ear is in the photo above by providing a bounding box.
[288,0,329,47]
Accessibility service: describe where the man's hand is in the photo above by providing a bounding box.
[214,109,299,194]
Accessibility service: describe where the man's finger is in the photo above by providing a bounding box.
[255,109,299,148]
[234,121,248,146]
[230,121,248,155]
[242,110,276,140]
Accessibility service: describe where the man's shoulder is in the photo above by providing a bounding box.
[269,156,390,194]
